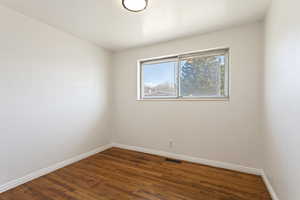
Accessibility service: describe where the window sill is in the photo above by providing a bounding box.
[136,97,230,102]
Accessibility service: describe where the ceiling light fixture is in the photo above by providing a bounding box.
[122,0,148,12]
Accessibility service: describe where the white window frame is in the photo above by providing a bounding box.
[137,48,230,101]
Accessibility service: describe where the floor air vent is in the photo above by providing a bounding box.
[165,158,182,164]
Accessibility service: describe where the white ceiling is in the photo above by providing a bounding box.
[0,0,270,51]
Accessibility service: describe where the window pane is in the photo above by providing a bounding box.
[180,55,227,97]
[142,61,177,97]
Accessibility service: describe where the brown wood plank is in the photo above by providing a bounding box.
[0,147,272,200]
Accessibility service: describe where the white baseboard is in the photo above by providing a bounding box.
[261,171,280,200]
[0,142,279,200]
[0,143,112,193]
[112,143,280,199]
[111,143,262,175]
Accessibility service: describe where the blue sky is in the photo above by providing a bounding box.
[143,61,176,86]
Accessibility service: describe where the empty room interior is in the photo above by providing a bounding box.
[0,0,299,199]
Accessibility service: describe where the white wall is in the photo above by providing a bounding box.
[263,0,300,199]
[0,5,112,186]
[3,1,299,197]
[112,22,264,169]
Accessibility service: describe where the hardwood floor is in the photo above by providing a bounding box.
[0,147,271,200]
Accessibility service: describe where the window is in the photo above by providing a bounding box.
[138,49,229,100]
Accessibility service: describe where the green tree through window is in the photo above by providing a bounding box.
[139,49,229,99]
[180,55,226,97]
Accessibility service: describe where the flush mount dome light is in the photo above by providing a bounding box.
[122,0,148,12]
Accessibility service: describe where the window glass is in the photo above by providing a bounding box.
[142,60,177,98]
[180,55,227,97]
[139,49,229,100]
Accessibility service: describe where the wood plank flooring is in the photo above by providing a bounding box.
[0,147,271,200]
